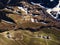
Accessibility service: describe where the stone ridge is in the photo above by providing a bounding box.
[0,1,60,32]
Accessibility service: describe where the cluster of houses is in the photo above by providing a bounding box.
[6,32,23,40]
[6,32,51,40]
[39,35,51,39]
[32,34,51,40]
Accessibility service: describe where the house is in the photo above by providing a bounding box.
[43,36,50,39]
[6,32,12,38]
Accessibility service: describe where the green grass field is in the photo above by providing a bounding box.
[0,28,60,45]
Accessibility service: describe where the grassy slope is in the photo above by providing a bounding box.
[0,28,60,45]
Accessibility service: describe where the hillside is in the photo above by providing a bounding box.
[0,1,60,45]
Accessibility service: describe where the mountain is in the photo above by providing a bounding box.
[0,0,60,45]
